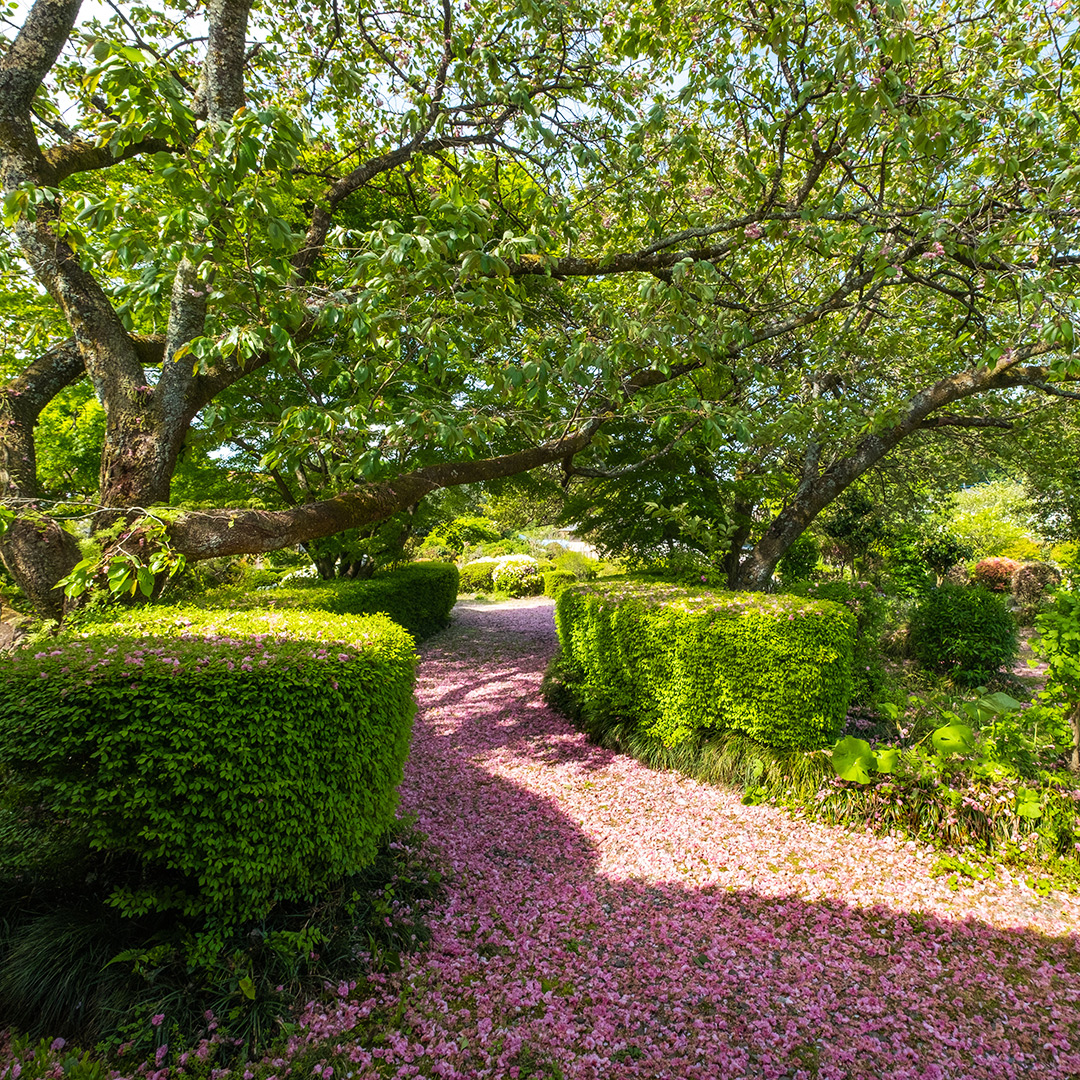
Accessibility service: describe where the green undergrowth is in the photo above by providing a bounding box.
[0,818,444,1061]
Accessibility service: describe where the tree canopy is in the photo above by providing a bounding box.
[1,0,1078,617]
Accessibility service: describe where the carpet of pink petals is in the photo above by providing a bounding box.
[289,597,1080,1080]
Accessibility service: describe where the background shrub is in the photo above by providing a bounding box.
[543,570,576,598]
[971,556,1022,593]
[909,583,1019,686]
[1011,561,1061,623]
[174,561,458,641]
[786,580,886,705]
[553,548,600,580]
[490,555,542,597]
[459,558,498,593]
[0,609,417,923]
[552,581,855,750]
[777,533,821,585]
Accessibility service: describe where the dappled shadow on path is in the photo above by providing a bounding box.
[354,600,1080,1080]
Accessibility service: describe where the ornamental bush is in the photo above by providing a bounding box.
[1011,561,1061,623]
[553,581,855,749]
[491,555,542,597]
[459,558,498,593]
[190,560,458,640]
[786,580,886,706]
[909,583,1018,686]
[971,556,1022,593]
[544,570,576,597]
[0,608,417,922]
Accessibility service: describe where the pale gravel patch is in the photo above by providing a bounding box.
[336,599,1080,1079]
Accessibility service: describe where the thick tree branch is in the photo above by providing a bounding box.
[42,136,174,183]
[918,414,1014,430]
[0,0,81,118]
[163,427,598,560]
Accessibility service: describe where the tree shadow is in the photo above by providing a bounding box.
[375,603,1080,1079]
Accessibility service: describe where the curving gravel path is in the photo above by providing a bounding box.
[339,598,1080,1080]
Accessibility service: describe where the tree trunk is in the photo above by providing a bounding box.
[0,516,81,623]
[1070,704,1080,774]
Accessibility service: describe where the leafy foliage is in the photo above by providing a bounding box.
[0,609,417,923]
[786,580,886,706]
[971,556,1022,593]
[1034,591,1080,770]
[424,518,502,556]
[920,533,972,585]
[551,580,854,750]
[909,584,1019,686]
[776,534,821,585]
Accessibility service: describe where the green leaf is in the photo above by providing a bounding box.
[875,747,900,774]
[831,736,875,784]
[931,722,975,756]
[137,566,155,598]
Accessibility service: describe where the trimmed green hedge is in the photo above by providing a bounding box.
[544,570,576,598]
[0,608,417,922]
[786,580,886,706]
[190,560,458,641]
[459,559,497,593]
[553,582,855,749]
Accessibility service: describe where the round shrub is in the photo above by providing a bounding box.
[909,584,1019,686]
[459,558,498,592]
[0,608,418,922]
[1011,561,1061,622]
[971,556,1022,593]
[944,561,971,587]
[491,555,542,597]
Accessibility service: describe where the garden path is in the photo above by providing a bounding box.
[334,598,1080,1080]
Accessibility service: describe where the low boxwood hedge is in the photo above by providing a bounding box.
[187,560,458,641]
[552,581,855,749]
[0,608,417,922]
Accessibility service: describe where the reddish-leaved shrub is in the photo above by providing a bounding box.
[971,556,1022,593]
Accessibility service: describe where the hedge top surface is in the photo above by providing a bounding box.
[562,579,844,621]
[8,607,417,684]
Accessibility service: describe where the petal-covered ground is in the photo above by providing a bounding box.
[331,598,1080,1080]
